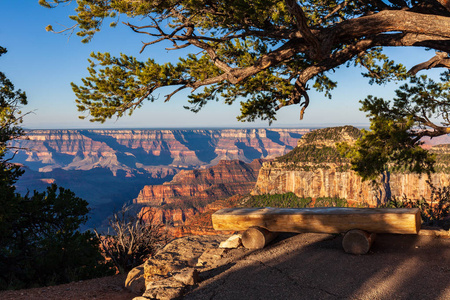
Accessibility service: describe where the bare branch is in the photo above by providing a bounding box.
[164,85,188,102]
[409,51,450,75]
[95,205,170,272]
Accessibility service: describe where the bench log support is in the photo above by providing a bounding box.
[342,229,377,255]
[242,226,279,249]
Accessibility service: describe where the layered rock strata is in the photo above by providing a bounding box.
[8,128,308,228]
[252,163,450,206]
[10,128,309,174]
[135,159,263,206]
[252,126,450,206]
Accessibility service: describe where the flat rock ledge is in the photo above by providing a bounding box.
[128,234,244,300]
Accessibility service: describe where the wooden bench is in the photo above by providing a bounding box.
[212,207,421,254]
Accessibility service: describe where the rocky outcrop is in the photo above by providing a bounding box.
[169,195,244,237]
[135,160,261,231]
[139,195,242,238]
[127,231,450,300]
[252,126,450,206]
[126,235,233,300]
[135,159,263,206]
[145,207,208,227]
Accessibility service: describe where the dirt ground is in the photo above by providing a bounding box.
[0,274,137,300]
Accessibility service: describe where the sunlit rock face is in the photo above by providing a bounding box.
[252,126,450,206]
[134,159,263,206]
[134,159,263,233]
[10,128,309,174]
[252,163,450,206]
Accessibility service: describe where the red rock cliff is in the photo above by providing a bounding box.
[134,159,263,206]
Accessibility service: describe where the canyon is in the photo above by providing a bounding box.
[10,126,450,232]
[9,128,309,228]
[134,159,262,206]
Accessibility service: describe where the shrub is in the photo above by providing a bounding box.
[243,193,312,208]
[382,181,450,229]
[314,197,349,207]
[95,205,170,273]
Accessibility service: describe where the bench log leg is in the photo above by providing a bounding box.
[342,229,376,255]
[242,226,279,249]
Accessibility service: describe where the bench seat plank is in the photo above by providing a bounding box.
[212,207,421,234]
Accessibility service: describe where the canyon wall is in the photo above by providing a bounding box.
[252,126,450,206]
[252,162,450,206]
[135,159,262,227]
[134,159,262,206]
[10,128,309,174]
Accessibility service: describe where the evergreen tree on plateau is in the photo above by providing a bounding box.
[41,1,450,178]
[0,47,113,290]
[0,45,27,256]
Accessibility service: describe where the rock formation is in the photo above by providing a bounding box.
[10,128,309,174]
[252,126,450,206]
[126,231,450,300]
[136,160,262,230]
[126,235,233,300]
[135,159,263,206]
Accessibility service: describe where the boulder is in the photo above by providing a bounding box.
[133,235,233,298]
[173,268,199,286]
[143,277,186,300]
[219,234,242,249]
[125,265,146,294]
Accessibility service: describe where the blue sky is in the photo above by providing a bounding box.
[0,1,443,129]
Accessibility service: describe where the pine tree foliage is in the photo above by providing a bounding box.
[40,1,450,178]
[0,47,27,154]
[39,1,450,123]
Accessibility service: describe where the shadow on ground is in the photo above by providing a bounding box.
[185,233,450,300]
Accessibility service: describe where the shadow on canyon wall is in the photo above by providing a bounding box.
[16,167,174,230]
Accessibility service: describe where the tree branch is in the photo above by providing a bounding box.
[318,0,350,25]
[436,0,450,12]
[409,51,450,74]
[284,0,321,58]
